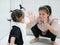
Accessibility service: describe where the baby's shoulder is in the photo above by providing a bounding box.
[11,26,21,32]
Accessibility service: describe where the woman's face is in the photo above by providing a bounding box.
[39,10,49,21]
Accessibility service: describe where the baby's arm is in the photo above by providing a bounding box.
[9,37,15,45]
[8,26,20,45]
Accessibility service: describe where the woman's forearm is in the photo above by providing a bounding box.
[26,21,33,29]
[46,23,57,35]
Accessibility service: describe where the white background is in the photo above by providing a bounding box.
[0,0,10,39]
[0,0,60,40]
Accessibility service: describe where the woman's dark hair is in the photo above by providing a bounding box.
[11,9,24,22]
[39,5,52,15]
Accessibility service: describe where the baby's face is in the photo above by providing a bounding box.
[39,10,49,21]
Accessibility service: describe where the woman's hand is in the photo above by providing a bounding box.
[27,12,35,23]
[26,12,35,29]
[43,15,49,28]
[43,15,48,23]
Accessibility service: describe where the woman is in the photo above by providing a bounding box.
[27,5,58,45]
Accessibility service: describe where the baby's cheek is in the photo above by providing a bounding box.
[22,18,25,23]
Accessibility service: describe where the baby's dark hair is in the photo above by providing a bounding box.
[11,9,24,22]
[39,5,52,15]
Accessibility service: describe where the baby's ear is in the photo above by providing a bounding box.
[10,10,13,12]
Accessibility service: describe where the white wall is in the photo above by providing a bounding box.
[0,0,10,39]
[47,0,60,20]
[0,0,60,40]
[22,0,60,19]
[0,1,23,45]
[10,0,21,10]
[0,0,22,39]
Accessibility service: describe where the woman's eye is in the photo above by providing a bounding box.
[39,13,41,15]
[42,14,45,16]
[42,14,44,15]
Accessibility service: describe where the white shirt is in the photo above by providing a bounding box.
[32,15,58,32]
[12,22,27,43]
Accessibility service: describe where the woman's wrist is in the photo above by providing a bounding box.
[44,22,50,28]
[44,21,48,25]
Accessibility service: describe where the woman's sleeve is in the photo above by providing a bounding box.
[51,19,59,34]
